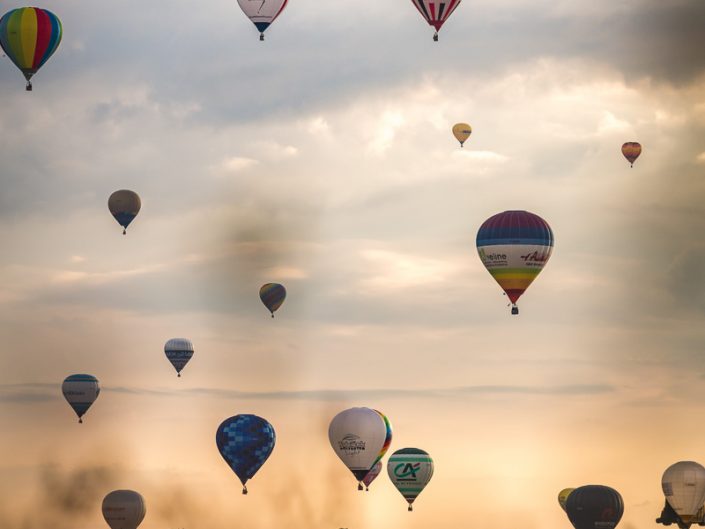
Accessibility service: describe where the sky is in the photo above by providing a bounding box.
[1,0,705,528]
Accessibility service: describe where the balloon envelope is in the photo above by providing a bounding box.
[164,338,194,377]
[452,123,472,146]
[259,283,286,316]
[387,448,434,511]
[621,142,641,167]
[62,374,100,423]
[662,461,705,523]
[565,485,623,529]
[362,461,383,490]
[559,488,575,512]
[102,490,146,529]
[476,210,554,314]
[237,0,288,39]
[329,407,391,483]
[108,190,141,234]
[410,0,462,39]
[216,414,276,493]
[0,7,62,90]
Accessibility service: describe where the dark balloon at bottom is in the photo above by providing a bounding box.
[566,485,624,529]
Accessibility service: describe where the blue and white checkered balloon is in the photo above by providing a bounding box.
[216,414,276,494]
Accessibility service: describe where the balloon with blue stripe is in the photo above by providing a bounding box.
[62,374,100,423]
[216,414,276,494]
[164,338,194,378]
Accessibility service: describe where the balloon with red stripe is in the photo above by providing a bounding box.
[410,0,462,41]
[0,7,62,91]
[237,0,289,41]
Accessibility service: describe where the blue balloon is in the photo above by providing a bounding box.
[216,414,276,494]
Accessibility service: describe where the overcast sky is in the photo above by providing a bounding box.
[1,0,705,528]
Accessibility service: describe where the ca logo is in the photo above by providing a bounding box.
[394,462,420,479]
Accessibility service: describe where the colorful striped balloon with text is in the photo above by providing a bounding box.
[476,210,554,315]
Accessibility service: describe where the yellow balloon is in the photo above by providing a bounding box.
[558,488,575,512]
[452,123,472,147]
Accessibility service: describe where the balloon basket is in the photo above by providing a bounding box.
[25,82,32,91]
[511,306,519,315]
[357,483,363,491]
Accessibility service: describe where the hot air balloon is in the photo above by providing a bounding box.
[329,407,392,490]
[164,338,194,378]
[476,210,554,315]
[62,374,100,423]
[621,142,641,167]
[0,7,62,91]
[102,490,146,529]
[662,461,705,527]
[362,461,382,491]
[216,414,276,494]
[259,283,286,317]
[387,448,434,511]
[566,485,624,529]
[410,0,462,41]
[559,488,576,512]
[108,190,141,235]
[237,0,288,41]
[452,123,472,147]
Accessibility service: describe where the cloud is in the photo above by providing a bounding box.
[218,156,260,173]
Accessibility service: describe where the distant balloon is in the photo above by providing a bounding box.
[621,142,642,167]
[476,210,554,315]
[259,283,286,317]
[62,374,100,423]
[362,461,383,491]
[559,488,575,512]
[216,414,276,494]
[410,0,462,41]
[108,190,141,235]
[329,407,392,490]
[102,490,146,529]
[237,0,288,41]
[662,461,705,525]
[566,485,623,529]
[0,7,62,91]
[452,123,472,147]
[164,338,194,378]
[387,448,434,511]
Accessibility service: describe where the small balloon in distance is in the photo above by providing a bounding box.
[62,374,100,424]
[259,283,286,317]
[164,338,194,378]
[452,123,472,147]
[108,190,141,235]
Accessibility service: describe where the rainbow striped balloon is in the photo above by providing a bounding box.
[476,210,554,315]
[0,7,62,91]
